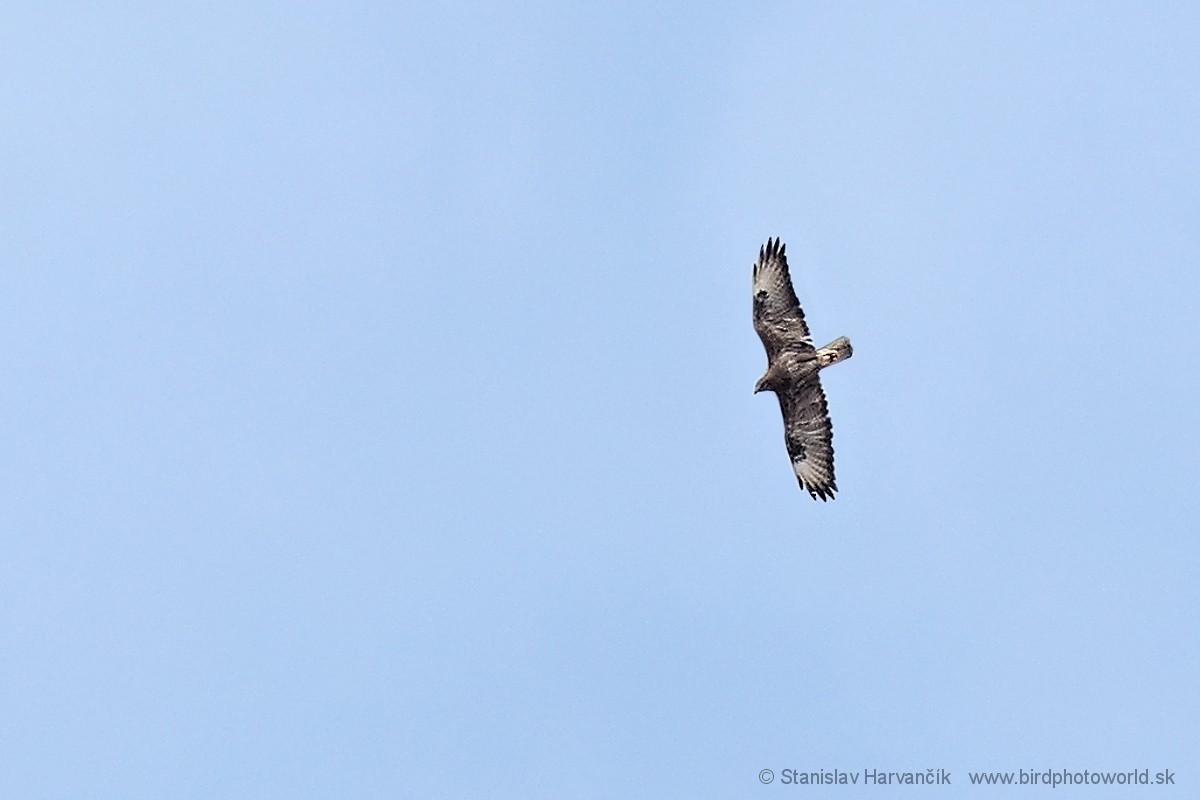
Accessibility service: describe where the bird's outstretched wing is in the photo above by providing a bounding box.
[777,378,837,501]
[752,237,814,361]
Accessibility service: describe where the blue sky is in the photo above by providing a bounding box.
[2,2,1197,797]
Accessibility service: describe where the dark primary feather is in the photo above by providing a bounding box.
[752,237,814,360]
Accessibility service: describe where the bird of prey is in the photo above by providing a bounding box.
[752,237,853,500]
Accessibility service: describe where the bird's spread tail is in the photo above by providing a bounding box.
[817,336,852,367]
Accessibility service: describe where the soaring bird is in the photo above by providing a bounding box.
[752,237,853,500]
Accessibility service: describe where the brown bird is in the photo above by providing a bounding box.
[752,237,853,500]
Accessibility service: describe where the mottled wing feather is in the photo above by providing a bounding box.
[752,237,814,361]
[777,377,837,501]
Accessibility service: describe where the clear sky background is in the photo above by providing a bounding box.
[2,2,1197,798]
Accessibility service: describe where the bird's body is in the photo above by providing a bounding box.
[752,237,853,501]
